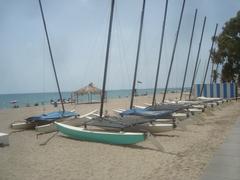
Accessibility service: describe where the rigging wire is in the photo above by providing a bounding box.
[200,23,218,96]
[42,31,46,113]
[130,0,146,109]
[189,16,207,99]
[115,6,130,86]
[152,0,168,105]
[114,8,132,108]
[81,13,108,88]
[162,0,186,102]
[180,9,198,100]
[38,0,65,112]
[200,58,207,84]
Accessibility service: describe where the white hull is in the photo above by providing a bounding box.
[35,123,56,133]
[35,117,73,133]
[0,132,9,146]
[197,96,222,101]
[207,102,218,107]
[99,123,174,133]
[192,104,205,109]
[155,118,173,123]
[35,117,82,133]
[176,100,203,105]
[11,121,34,129]
[172,113,188,120]
[188,108,202,115]
[137,123,174,133]
[217,100,224,104]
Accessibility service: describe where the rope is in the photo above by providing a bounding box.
[39,131,58,146]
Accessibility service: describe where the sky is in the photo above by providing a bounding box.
[0,0,240,94]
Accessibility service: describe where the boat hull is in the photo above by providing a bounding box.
[36,123,57,133]
[35,117,79,133]
[11,122,35,129]
[96,122,174,134]
[36,110,97,133]
[155,118,173,123]
[172,113,188,120]
[55,122,145,145]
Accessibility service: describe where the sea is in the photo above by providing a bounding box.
[0,88,184,109]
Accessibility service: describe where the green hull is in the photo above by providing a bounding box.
[55,122,145,145]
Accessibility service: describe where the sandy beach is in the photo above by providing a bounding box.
[0,93,240,180]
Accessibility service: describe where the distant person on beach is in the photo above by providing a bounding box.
[54,101,57,107]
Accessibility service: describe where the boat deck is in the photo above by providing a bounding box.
[201,116,240,180]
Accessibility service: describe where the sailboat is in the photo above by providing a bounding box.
[117,0,192,124]
[176,21,223,107]
[154,20,222,112]
[146,6,203,113]
[11,0,94,130]
[55,122,145,145]
[56,0,168,149]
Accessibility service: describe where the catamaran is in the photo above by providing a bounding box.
[115,0,192,124]
[10,0,95,131]
[55,0,170,149]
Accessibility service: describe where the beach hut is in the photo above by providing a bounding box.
[73,83,102,104]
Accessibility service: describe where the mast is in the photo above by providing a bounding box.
[152,0,169,106]
[38,0,65,112]
[189,16,207,99]
[179,9,197,100]
[200,23,218,96]
[99,0,115,117]
[130,0,146,109]
[162,0,186,103]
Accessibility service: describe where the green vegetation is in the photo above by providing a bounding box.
[212,11,240,83]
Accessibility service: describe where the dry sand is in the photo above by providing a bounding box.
[0,93,240,180]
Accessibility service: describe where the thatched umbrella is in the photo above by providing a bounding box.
[73,83,102,103]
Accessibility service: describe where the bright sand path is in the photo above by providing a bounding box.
[200,116,240,180]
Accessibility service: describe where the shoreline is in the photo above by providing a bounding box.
[0,89,188,109]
